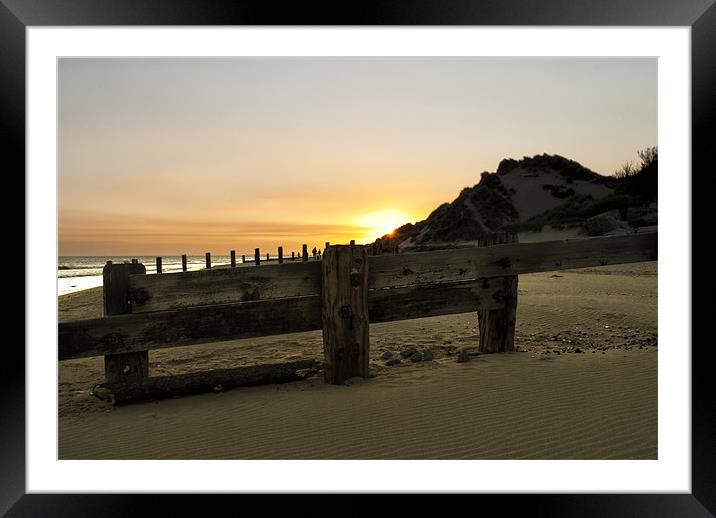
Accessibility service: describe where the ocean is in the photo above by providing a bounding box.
[58,255,235,295]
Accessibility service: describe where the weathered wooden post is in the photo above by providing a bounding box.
[350,239,355,246]
[205,252,212,269]
[255,248,260,266]
[155,257,162,274]
[230,250,236,267]
[181,254,187,272]
[321,244,369,385]
[302,244,308,262]
[278,246,283,264]
[266,252,270,261]
[292,251,295,261]
[476,232,519,353]
[242,254,245,264]
[102,261,148,383]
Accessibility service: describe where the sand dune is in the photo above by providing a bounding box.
[58,262,657,459]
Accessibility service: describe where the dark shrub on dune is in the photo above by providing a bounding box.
[371,150,656,253]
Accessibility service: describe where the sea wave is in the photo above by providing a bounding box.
[58,269,104,278]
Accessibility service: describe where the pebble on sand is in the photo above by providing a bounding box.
[400,347,418,358]
[456,349,470,363]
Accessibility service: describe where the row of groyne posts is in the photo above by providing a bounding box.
[142,233,511,274]
[150,240,360,273]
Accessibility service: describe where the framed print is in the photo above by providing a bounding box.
[5,0,711,515]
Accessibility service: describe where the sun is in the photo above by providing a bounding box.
[355,209,413,242]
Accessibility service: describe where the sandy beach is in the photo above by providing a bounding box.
[58,261,657,460]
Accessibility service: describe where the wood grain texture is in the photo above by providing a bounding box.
[128,261,321,313]
[368,232,657,288]
[102,262,132,315]
[102,262,149,382]
[369,277,505,323]
[59,234,657,361]
[104,351,148,382]
[125,233,656,313]
[91,359,320,405]
[59,295,324,360]
[60,279,510,360]
[321,245,369,385]
[477,275,518,353]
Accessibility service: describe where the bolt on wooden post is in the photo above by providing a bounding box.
[321,244,369,385]
[102,261,149,383]
[476,232,519,353]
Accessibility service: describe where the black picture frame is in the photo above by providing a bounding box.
[5,1,710,515]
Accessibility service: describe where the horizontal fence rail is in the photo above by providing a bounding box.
[59,232,657,361]
[129,261,321,313]
[368,231,657,288]
[60,296,323,361]
[123,232,657,314]
[59,277,508,360]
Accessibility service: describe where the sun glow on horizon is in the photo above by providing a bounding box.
[57,58,656,255]
[355,209,414,242]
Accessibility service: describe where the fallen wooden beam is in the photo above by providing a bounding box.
[90,358,321,405]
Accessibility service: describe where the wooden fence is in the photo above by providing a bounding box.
[58,232,657,401]
[171,243,331,273]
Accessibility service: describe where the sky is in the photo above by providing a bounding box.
[58,57,657,256]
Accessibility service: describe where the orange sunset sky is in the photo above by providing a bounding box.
[59,57,657,256]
